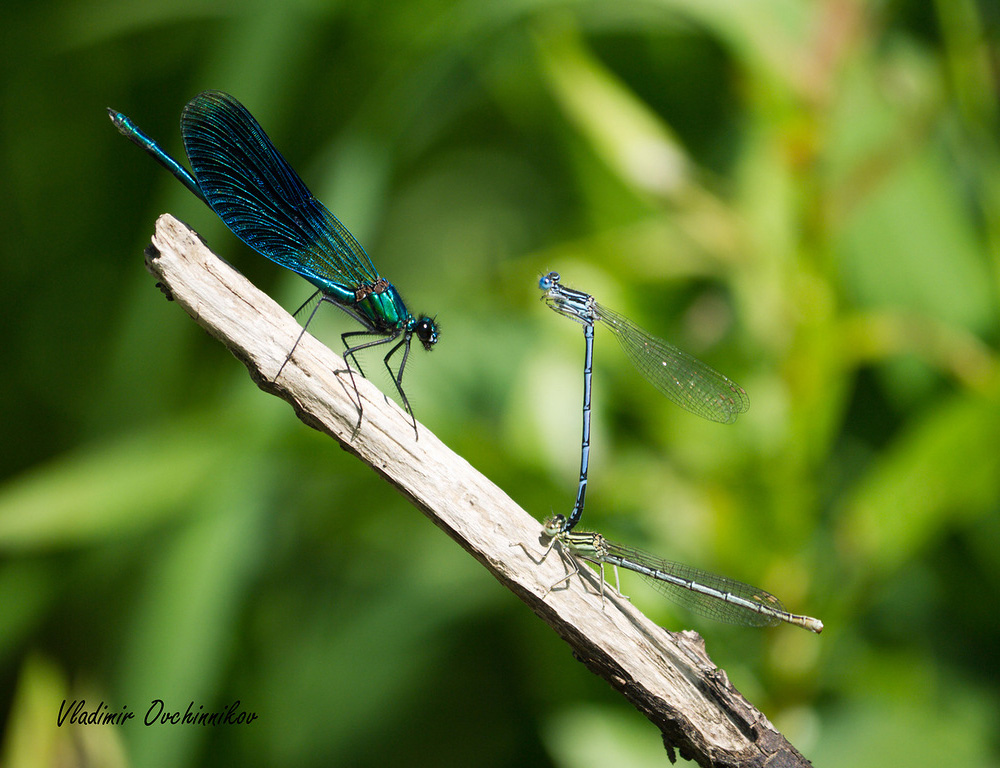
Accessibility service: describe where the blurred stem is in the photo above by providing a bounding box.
[532,18,743,267]
[934,0,998,131]
[841,310,1000,391]
[934,0,1000,303]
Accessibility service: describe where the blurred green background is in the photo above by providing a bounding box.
[2,0,999,765]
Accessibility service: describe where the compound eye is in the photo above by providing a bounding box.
[538,271,560,290]
[542,514,567,537]
[415,316,438,349]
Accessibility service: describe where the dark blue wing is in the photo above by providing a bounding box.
[180,91,379,290]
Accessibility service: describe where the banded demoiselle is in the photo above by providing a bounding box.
[539,272,748,531]
[108,91,438,436]
[540,514,822,633]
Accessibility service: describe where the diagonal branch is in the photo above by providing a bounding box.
[143,213,814,768]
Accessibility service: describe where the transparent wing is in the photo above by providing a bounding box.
[594,302,749,424]
[603,541,781,628]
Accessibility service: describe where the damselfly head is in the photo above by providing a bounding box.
[414,315,439,351]
[538,271,561,292]
[542,514,566,538]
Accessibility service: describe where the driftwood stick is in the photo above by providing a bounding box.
[144,213,814,768]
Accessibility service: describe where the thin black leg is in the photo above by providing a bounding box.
[382,334,418,439]
[339,330,404,427]
[275,296,328,381]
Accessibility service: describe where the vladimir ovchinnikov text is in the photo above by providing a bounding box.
[58,699,258,727]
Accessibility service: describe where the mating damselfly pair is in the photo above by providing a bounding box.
[538,272,822,633]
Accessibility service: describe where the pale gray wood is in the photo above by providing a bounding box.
[143,213,814,768]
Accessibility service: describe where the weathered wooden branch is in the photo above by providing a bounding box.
[143,213,814,768]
